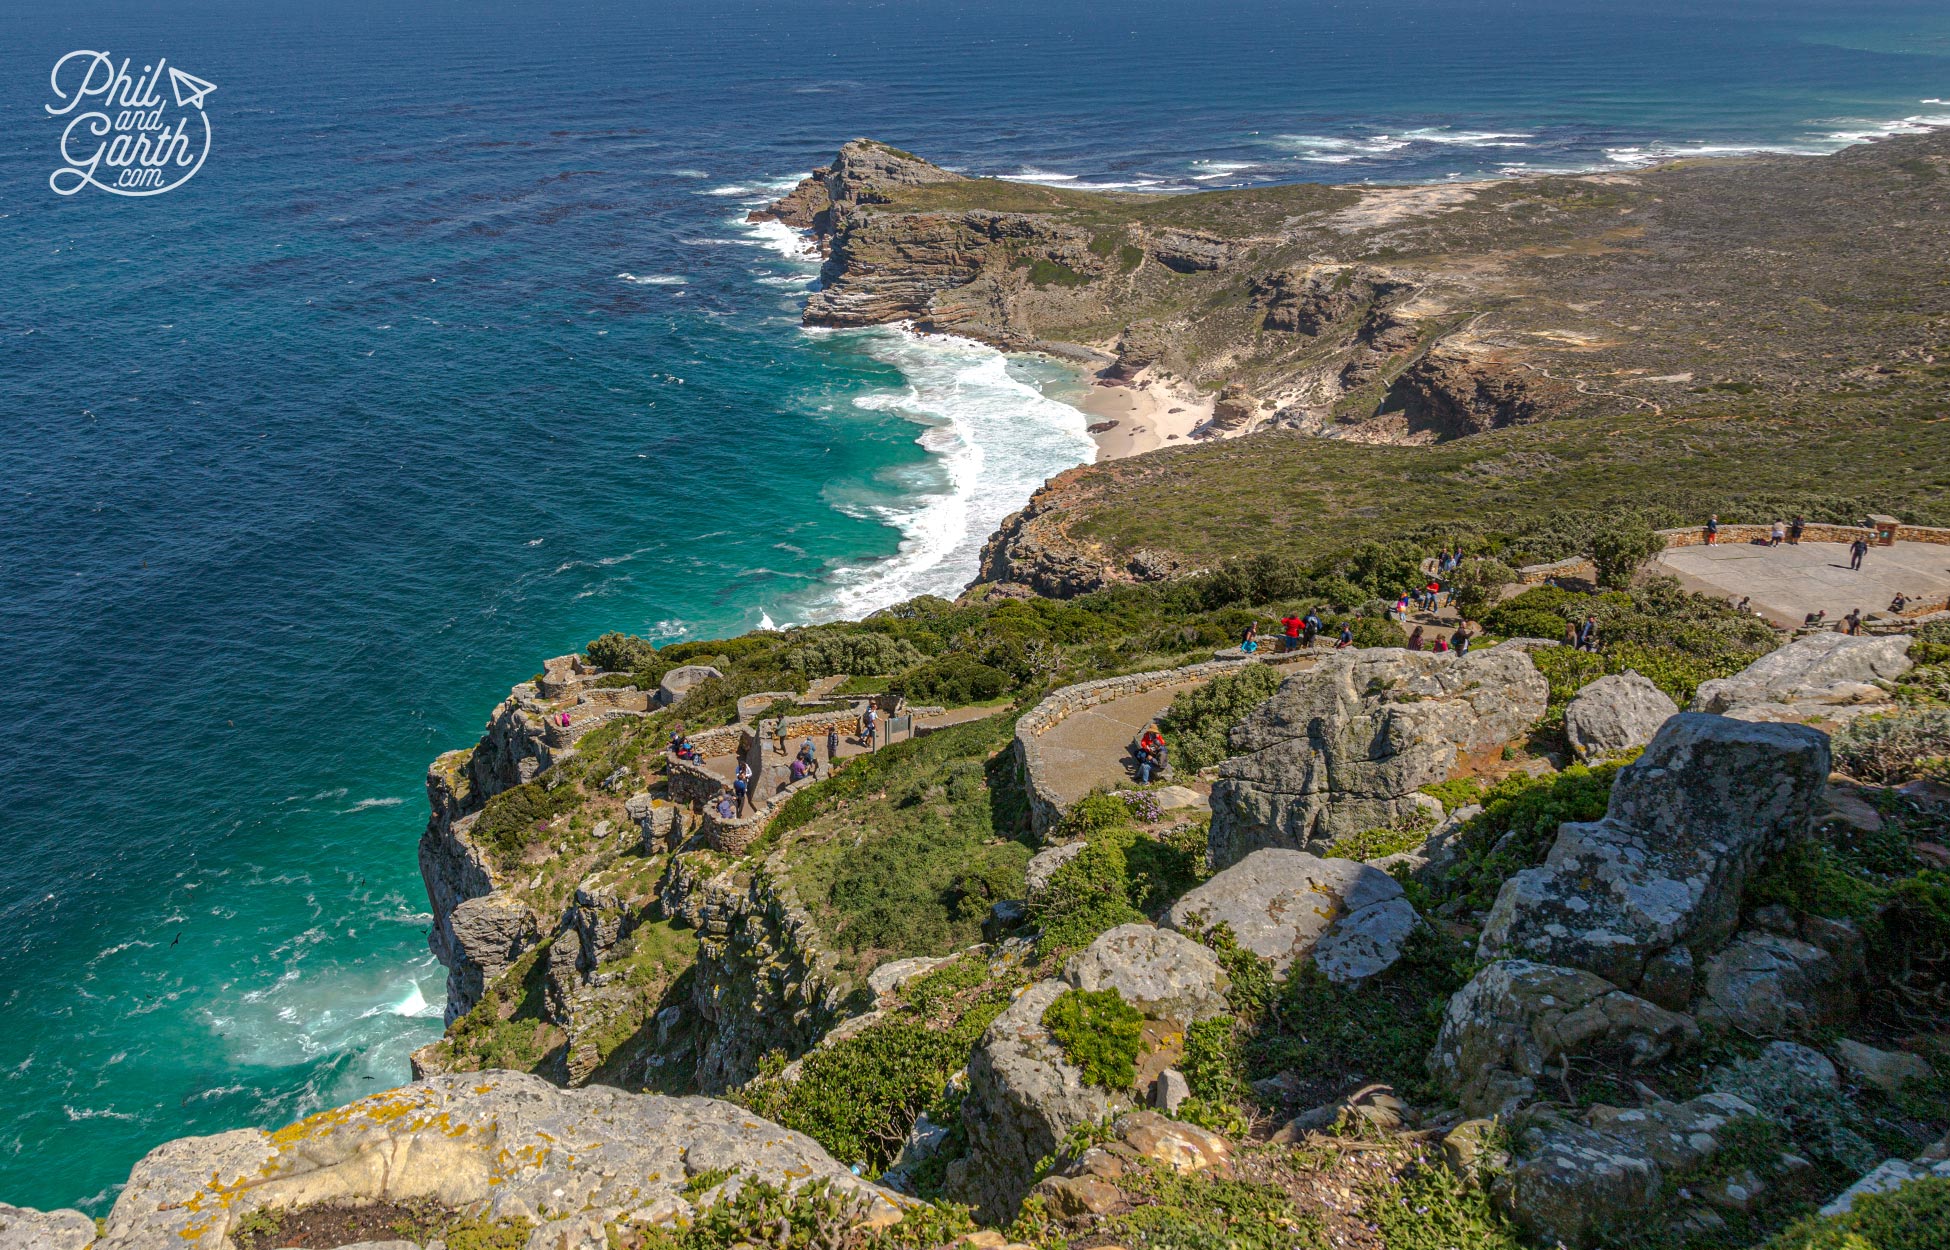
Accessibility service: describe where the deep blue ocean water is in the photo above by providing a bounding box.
[1,0,1945,1212]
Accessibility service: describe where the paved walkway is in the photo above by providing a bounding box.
[1653,540,1950,629]
[1034,656,1314,809]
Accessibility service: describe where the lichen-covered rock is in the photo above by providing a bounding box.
[1164,849,1416,980]
[1564,671,1677,760]
[1690,633,1913,722]
[93,1071,903,1250]
[0,1203,95,1250]
[948,980,1127,1222]
[1696,930,1858,1037]
[1024,840,1088,895]
[1208,645,1548,867]
[1497,1093,1761,1247]
[1061,923,1231,1021]
[1479,714,1830,994]
[1833,1038,1934,1093]
[1431,960,1700,1118]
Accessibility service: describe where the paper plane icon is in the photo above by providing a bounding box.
[168,66,217,110]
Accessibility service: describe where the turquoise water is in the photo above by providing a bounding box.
[1,0,1945,1212]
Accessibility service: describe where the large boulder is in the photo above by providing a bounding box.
[1062,923,1231,1021]
[947,980,1127,1223]
[1696,930,1858,1037]
[0,1204,94,1250]
[1691,633,1912,723]
[1165,849,1418,982]
[94,1071,903,1249]
[1431,960,1700,1118]
[1478,714,1829,996]
[1564,671,1677,760]
[443,891,541,1024]
[1209,645,1548,867]
[1497,1093,1761,1247]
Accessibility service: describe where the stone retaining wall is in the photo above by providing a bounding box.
[1014,659,1247,837]
[667,756,728,807]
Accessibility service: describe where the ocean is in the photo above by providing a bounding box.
[0,0,1944,1212]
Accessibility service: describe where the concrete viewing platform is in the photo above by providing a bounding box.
[1653,540,1950,629]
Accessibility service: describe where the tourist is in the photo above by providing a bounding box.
[1735,595,1751,614]
[1790,515,1806,545]
[789,756,807,783]
[1280,612,1303,652]
[1705,514,1720,545]
[1577,615,1600,652]
[827,726,840,764]
[1394,593,1411,621]
[733,760,751,816]
[1337,623,1354,648]
[1304,608,1323,644]
[1136,725,1165,784]
[1564,621,1580,648]
[797,739,818,779]
[1426,578,1441,609]
[1844,608,1862,636]
[1890,592,1909,614]
[862,703,878,750]
[1454,629,1470,655]
[1849,537,1868,571]
[1241,623,1259,653]
[1431,633,1449,653]
[715,792,735,820]
[774,719,788,756]
[1408,625,1425,651]
[1770,521,1784,547]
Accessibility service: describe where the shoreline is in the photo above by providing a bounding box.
[1075,369,1220,460]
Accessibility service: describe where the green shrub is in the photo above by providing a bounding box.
[1762,1176,1950,1250]
[1029,806,1205,955]
[888,655,1013,706]
[628,1177,977,1249]
[1158,662,1284,771]
[1832,709,1950,783]
[780,632,924,679]
[1449,557,1520,617]
[1108,1161,1325,1250]
[1590,524,1665,589]
[584,630,663,673]
[1043,988,1144,1090]
[469,779,582,870]
[1365,1154,1522,1250]
[1443,760,1628,911]
[1246,925,1475,1105]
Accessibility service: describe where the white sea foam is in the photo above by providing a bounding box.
[787,330,1095,622]
[1003,167,1079,183]
[744,218,822,263]
[1273,133,1411,157]
[703,184,755,196]
[336,797,404,814]
[617,272,689,285]
[669,168,708,178]
[1398,127,1534,147]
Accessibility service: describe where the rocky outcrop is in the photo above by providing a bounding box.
[1208,383,1259,432]
[1564,671,1677,760]
[949,923,1230,1221]
[974,466,1123,599]
[441,892,540,1026]
[658,852,851,1092]
[1691,632,1914,723]
[1385,345,1567,441]
[1431,960,1700,1118]
[1252,264,1413,336]
[1165,849,1417,981]
[91,1072,904,1249]
[0,1204,94,1250]
[1696,929,1859,1037]
[1478,713,1830,997]
[1497,1093,1762,1247]
[750,138,963,234]
[1142,227,1238,273]
[1105,320,1166,382]
[1208,645,1548,867]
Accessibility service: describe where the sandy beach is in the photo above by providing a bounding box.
[1078,372,1218,460]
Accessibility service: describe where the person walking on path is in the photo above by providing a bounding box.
[1770,521,1785,547]
[827,726,840,767]
[861,703,878,751]
[1789,515,1805,545]
[774,718,788,756]
[1280,613,1303,653]
[1705,515,1720,545]
[1849,537,1868,571]
[733,760,752,816]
